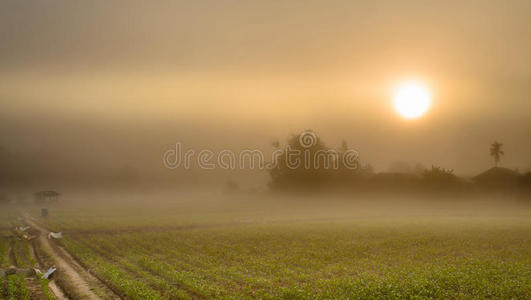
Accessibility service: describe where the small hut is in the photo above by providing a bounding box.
[34,190,60,204]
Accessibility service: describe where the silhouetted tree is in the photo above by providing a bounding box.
[490,141,504,167]
[423,166,455,182]
[475,167,520,192]
[422,165,463,192]
[269,130,336,190]
[269,131,371,191]
[519,172,531,194]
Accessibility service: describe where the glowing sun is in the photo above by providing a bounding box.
[393,81,431,118]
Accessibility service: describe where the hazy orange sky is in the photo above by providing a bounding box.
[1,0,530,178]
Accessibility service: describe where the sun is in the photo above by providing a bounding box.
[393,81,431,119]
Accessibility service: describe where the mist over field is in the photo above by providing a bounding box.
[3,190,528,299]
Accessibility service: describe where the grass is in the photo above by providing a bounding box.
[0,276,4,297]
[17,197,531,299]
[37,276,57,300]
[0,206,14,268]
[0,204,45,299]
[4,274,30,300]
[57,219,531,298]
[0,235,7,267]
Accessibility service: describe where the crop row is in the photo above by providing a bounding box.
[0,274,30,300]
[55,221,531,299]
[0,205,49,299]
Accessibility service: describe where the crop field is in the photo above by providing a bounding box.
[0,205,55,300]
[4,0,531,299]
[20,195,531,299]
[0,206,33,300]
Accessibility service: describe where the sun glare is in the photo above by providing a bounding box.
[393,81,431,119]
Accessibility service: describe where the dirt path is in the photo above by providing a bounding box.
[22,213,117,300]
[27,238,68,300]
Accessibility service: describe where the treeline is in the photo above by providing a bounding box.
[267,131,531,197]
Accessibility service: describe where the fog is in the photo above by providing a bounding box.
[18,189,531,228]
[1,0,531,190]
[2,3,531,300]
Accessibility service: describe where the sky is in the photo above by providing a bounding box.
[1,0,530,183]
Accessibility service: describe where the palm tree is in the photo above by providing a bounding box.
[490,141,504,167]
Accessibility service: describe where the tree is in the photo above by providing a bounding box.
[422,165,462,192]
[269,130,337,190]
[490,141,504,167]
